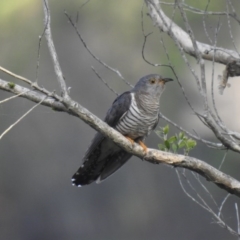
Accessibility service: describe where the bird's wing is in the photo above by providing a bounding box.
[104,91,132,127]
[72,91,132,186]
[152,114,160,131]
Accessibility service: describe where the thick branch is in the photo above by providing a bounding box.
[1,78,240,198]
[145,0,240,75]
[0,79,69,113]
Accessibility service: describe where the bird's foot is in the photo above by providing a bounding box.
[125,137,148,154]
[137,140,148,154]
[125,136,135,145]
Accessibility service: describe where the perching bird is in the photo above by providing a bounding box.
[72,74,173,187]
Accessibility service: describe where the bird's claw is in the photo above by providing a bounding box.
[125,137,148,155]
[125,136,135,145]
[138,140,148,154]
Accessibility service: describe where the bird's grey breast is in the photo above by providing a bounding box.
[115,93,159,139]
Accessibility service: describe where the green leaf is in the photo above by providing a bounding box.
[164,140,170,149]
[8,82,15,89]
[179,132,184,139]
[157,129,197,154]
[168,136,177,143]
[186,139,197,149]
[163,125,169,135]
[178,140,186,148]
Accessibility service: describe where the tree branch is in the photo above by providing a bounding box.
[0,77,240,198]
[42,0,69,99]
[145,0,240,76]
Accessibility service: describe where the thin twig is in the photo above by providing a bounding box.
[0,66,31,84]
[177,169,238,236]
[176,169,209,211]
[218,194,230,218]
[76,0,90,23]
[141,4,171,68]
[182,3,240,25]
[181,170,216,214]
[176,1,202,62]
[35,11,48,83]
[202,0,213,44]
[64,11,133,88]
[0,92,29,104]
[226,1,240,57]
[191,172,218,209]
[235,203,240,239]
[219,150,228,170]
[177,1,209,113]
[0,65,61,102]
[159,36,200,116]
[0,98,46,140]
[199,59,208,113]
[211,18,224,125]
[160,1,240,26]
[42,0,69,98]
[91,66,119,96]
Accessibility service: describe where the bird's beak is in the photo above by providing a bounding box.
[158,78,173,85]
[162,78,173,83]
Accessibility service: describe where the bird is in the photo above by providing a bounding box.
[72,74,173,187]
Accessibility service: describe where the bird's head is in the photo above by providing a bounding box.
[133,74,173,97]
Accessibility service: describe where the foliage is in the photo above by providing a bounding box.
[156,125,197,155]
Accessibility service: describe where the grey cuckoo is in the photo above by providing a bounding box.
[72,74,173,186]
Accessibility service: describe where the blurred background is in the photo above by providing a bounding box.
[1,0,240,239]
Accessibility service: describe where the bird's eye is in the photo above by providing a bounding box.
[150,78,156,84]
